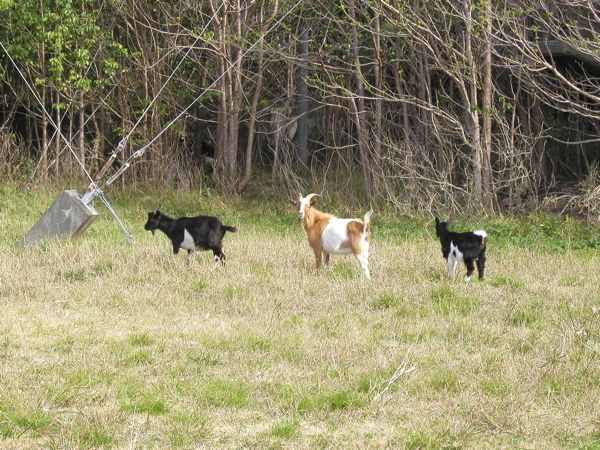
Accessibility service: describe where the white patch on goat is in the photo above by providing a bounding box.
[180,228,196,250]
[473,230,487,238]
[322,219,354,254]
[447,241,463,279]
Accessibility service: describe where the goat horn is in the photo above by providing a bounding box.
[305,193,320,205]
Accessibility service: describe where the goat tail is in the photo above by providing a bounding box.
[474,229,487,248]
[363,210,373,240]
[223,225,238,233]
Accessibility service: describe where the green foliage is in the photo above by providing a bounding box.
[2,0,126,115]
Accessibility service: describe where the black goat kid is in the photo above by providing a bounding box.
[435,218,487,281]
[145,209,237,264]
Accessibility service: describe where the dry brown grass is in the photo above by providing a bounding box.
[0,188,599,448]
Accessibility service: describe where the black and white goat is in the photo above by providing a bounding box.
[145,209,237,264]
[435,218,487,281]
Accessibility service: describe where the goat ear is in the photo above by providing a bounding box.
[290,199,298,207]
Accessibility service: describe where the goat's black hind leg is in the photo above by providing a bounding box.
[464,259,475,282]
[476,251,486,280]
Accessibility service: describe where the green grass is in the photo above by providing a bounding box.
[202,380,250,408]
[270,419,299,438]
[0,406,52,438]
[0,185,599,447]
[77,425,115,449]
[370,293,401,310]
[118,380,168,415]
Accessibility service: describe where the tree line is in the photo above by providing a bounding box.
[1,0,599,212]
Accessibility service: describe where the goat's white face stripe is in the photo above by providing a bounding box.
[298,196,310,220]
[180,228,195,250]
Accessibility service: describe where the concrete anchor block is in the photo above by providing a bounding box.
[23,190,99,245]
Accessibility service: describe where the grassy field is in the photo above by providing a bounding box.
[0,185,599,448]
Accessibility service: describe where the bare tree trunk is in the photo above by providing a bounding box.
[238,45,266,193]
[372,12,383,197]
[210,0,227,180]
[226,0,243,189]
[349,2,372,203]
[296,20,309,166]
[481,0,494,210]
[213,72,228,180]
[238,1,278,193]
[464,0,483,201]
[417,54,435,169]
[531,95,547,188]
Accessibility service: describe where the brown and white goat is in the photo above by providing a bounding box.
[291,193,372,279]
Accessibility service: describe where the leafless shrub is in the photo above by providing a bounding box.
[560,164,600,222]
[0,128,32,180]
